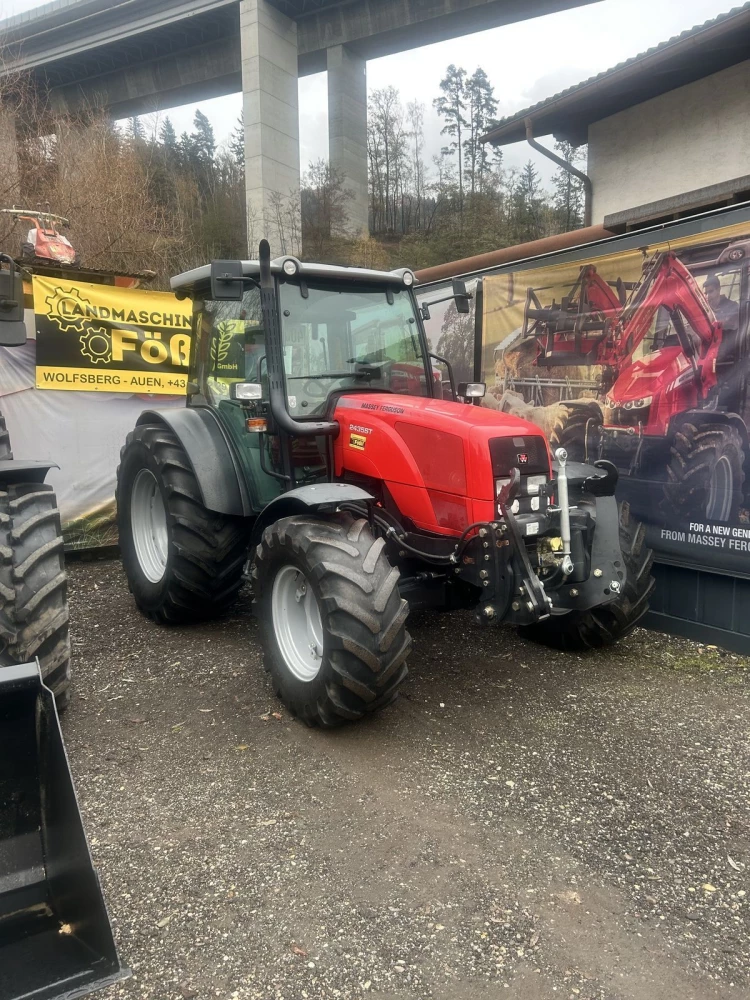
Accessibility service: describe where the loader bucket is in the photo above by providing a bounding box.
[0,663,127,1000]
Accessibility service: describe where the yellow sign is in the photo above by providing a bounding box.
[33,276,192,394]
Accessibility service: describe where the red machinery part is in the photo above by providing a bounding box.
[333,393,551,535]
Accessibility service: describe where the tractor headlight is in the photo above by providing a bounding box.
[402,270,414,287]
[525,474,547,495]
[496,473,548,497]
[282,258,300,276]
[622,395,652,410]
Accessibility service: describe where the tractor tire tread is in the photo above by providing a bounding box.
[117,422,248,623]
[0,413,13,461]
[253,512,410,727]
[0,482,71,710]
[549,401,603,464]
[663,421,744,520]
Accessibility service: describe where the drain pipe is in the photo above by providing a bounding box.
[525,118,592,228]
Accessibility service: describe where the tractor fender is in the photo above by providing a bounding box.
[671,409,749,448]
[250,483,373,547]
[0,459,57,485]
[136,407,252,516]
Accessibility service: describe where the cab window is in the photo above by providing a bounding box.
[278,281,431,416]
[199,288,264,406]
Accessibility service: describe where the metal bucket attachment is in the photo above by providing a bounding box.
[0,663,127,1000]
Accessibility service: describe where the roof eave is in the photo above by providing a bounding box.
[481,4,750,148]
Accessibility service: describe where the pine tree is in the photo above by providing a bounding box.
[175,131,193,172]
[463,68,497,197]
[512,160,546,243]
[159,117,177,150]
[553,140,586,231]
[230,114,245,172]
[191,109,216,164]
[127,116,145,143]
[434,65,467,210]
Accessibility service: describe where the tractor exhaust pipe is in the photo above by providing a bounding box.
[0,662,127,1000]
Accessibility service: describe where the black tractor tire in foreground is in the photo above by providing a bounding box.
[252,513,411,727]
[0,412,13,460]
[664,421,745,523]
[520,501,654,651]
[0,483,71,710]
[550,401,603,464]
[117,422,248,623]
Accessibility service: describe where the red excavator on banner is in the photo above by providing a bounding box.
[522,250,748,521]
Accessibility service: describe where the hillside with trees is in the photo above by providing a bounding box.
[0,63,585,284]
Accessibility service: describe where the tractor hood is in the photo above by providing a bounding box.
[610,346,686,403]
[332,392,551,533]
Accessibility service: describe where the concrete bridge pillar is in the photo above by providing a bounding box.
[327,45,369,236]
[240,0,300,256]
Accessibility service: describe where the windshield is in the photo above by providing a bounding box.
[633,265,743,363]
[278,281,431,416]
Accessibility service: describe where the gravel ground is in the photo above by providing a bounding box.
[59,558,749,1000]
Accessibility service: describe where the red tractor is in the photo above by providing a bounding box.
[115,242,654,727]
[521,250,748,522]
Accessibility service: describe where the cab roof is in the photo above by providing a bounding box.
[170,257,414,293]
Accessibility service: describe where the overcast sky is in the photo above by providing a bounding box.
[4,0,734,185]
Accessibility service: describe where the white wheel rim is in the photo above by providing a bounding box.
[271,565,324,682]
[131,468,168,583]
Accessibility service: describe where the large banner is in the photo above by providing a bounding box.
[436,218,750,578]
[33,277,192,395]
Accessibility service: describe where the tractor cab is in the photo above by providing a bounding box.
[176,245,475,505]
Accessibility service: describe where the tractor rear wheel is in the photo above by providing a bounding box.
[0,483,71,711]
[252,513,411,727]
[117,422,248,623]
[664,421,744,523]
[520,501,654,651]
[550,401,603,464]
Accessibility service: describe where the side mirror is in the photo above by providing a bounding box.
[452,278,472,315]
[0,258,27,347]
[210,260,244,301]
[457,382,486,402]
[230,382,263,401]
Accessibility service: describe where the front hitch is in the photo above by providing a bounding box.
[554,447,574,577]
[460,458,627,627]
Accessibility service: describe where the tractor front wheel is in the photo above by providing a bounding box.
[550,401,603,464]
[117,423,248,623]
[664,421,744,523]
[252,513,411,727]
[520,501,654,651]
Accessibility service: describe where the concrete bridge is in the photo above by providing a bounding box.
[0,0,593,250]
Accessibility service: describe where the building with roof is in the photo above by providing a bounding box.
[483,3,750,232]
